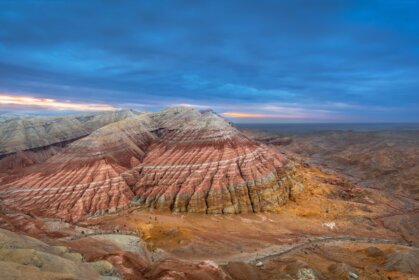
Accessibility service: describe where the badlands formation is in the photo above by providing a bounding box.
[0,108,296,221]
[0,108,418,280]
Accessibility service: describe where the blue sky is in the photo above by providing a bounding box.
[0,0,418,122]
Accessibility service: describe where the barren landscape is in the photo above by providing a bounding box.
[0,109,418,279]
[2,0,419,279]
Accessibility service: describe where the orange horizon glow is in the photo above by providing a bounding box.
[222,112,306,119]
[173,103,210,109]
[0,94,116,111]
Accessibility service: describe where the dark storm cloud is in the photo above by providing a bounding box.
[0,0,418,121]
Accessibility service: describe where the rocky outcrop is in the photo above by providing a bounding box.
[128,108,295,214]
[0,108,298,220]
[385,249,419,274]
[0,109,141,156]
[0,228,101,280]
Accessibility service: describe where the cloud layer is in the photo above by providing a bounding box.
[0,94,115,111]
[0,0,418,122]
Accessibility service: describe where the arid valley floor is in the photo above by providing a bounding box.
[0,109,418,280]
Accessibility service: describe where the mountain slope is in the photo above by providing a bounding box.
[0,109,141,156]
[0,108,297,221]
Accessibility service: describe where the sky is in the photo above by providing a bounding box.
[0,0,418,123]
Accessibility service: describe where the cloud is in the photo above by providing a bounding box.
[0,1,418,121]
[172,103,212,109]
[0,94,116,111]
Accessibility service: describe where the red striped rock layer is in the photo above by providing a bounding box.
[0,108,295,220]
[0,114,157,220]
[132,139,291,214]
[0,160,134,219]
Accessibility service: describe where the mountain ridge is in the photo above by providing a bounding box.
[0,108,299,221]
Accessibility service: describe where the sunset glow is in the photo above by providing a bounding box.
[0,94,116,111]
[174,103,210,109]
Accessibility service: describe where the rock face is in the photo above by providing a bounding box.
[0,108,296,221]
[0,109,141,156]
[0,110,142,175]
[385,249,419,274]
[0,228,100,280]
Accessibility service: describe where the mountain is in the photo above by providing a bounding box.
[0,108,297,221]
[0,109,142,156]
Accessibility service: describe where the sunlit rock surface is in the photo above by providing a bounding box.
[0,228,100,280]
[0,110,141,155]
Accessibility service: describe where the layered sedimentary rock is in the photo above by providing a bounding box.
[0,108,296,220]
[129,109,293,214]
[0,109,141,155]
[0,110,141,176]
